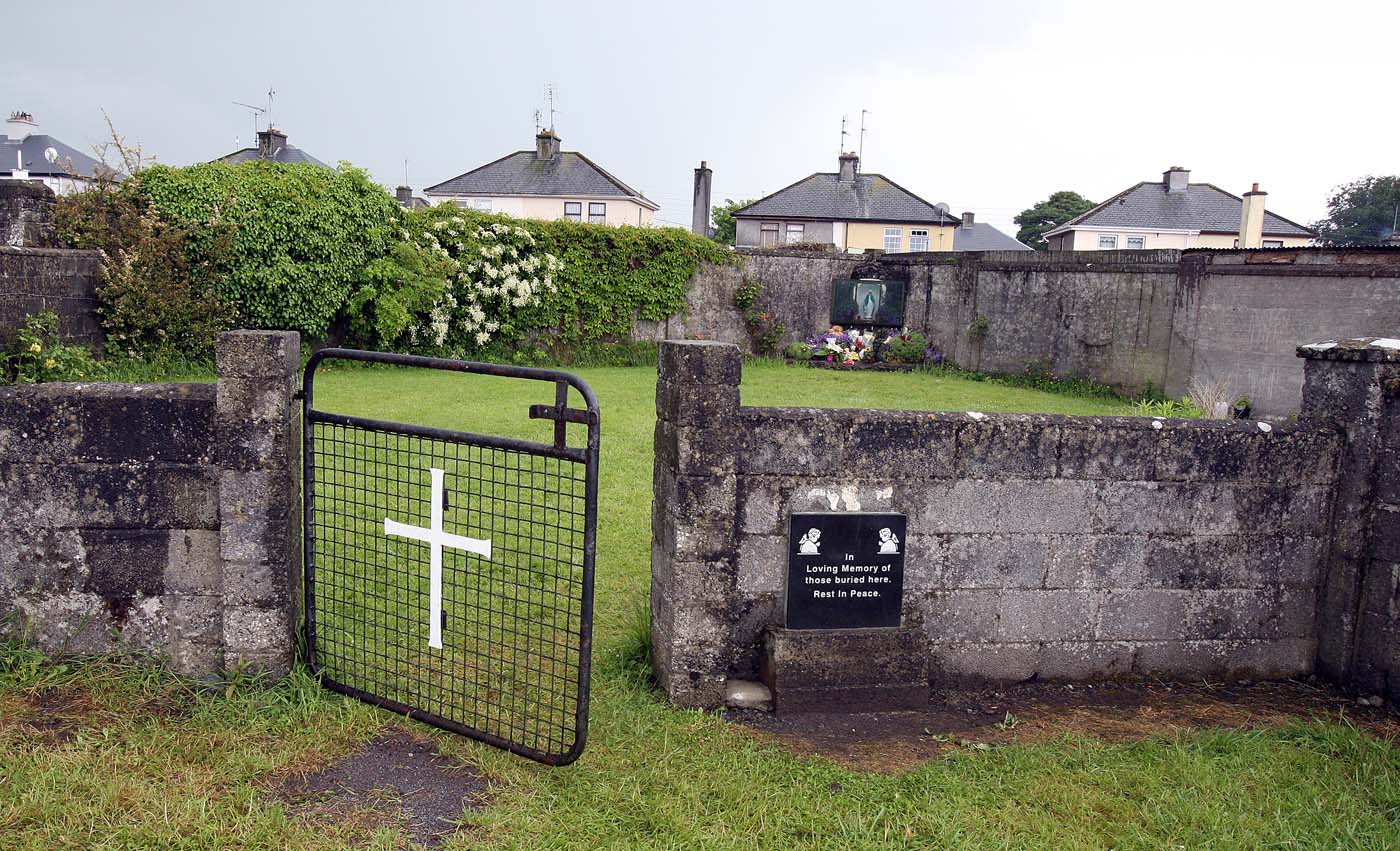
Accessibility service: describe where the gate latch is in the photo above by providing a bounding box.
[528,404,592,425]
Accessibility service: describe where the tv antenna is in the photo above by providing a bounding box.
[232,100,265,137]
[544,83,558,131]
[839,114,849,154]
[858,109,870,166]
[533,109,542,133]
[233,88,275,137]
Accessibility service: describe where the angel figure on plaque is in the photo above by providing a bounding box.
[797,528,822,554]
[877,527,900,554]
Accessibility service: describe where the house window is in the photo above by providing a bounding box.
[760,222,780,247]
[910,229,930,252]
[564,201,582,222]
[472,198,492,212]
[588,202,606,224]
[884,227,902,252]
[1126,235,1145,249]
[785,223,804,244]
[1262,239,1284,248]
[1098,234,1118,249]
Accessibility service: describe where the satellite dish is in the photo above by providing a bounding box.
[933,202,950,214]
[43,147,58,164]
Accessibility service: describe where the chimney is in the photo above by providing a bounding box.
[1163,166,1190,194]
[1238,183,1267,249]
[536,130,561,160]
[5,110,37,141]
[961,211,975,228]
[395,186,413,207]
[691,160,713,237]
[257,127,288,159]
[838,152,859,182]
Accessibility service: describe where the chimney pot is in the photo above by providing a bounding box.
[962,211,975,228]
[5,110,38,141]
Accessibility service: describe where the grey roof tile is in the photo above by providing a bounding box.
[0,133,109,179]
[1054,181,1314,237]
[954,222,1032,251]
[733,172,958,224]
[423,151,657,208]
[215,145,330,168]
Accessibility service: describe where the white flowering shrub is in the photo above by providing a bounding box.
[406,213,562,353]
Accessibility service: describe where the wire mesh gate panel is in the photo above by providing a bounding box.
[302,349,599,766]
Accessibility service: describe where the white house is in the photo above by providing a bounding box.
[424,130,658,227]
[1044,167,1314,251]
[1,111,110,195]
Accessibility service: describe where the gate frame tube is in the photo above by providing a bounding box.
[301,347,600,766]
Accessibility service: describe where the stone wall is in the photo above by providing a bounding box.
[663,248,1400,416]
[0,246,103,350]
[650,339,1400,709]
[1299,338,1400,702]
[0,330,301,678]
[0,180,57,248]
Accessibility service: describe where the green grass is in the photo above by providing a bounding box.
[2,364,1397,850]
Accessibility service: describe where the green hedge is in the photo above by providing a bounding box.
[132,162,401,338]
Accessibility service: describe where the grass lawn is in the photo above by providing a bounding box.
[2,363,1398,850]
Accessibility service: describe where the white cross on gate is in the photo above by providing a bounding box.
[384,467,491,649]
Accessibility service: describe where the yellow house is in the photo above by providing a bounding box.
[423,130,658,226]
[732,153,959,252]
[1043,167,1315,250]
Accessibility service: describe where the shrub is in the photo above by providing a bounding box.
[381,207,735,356]
[2,312,101,384]
[879,331,932,364]
[784,341,813,361]
[57,182,237,359]
[130,161,402,338]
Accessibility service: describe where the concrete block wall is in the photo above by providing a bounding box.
[0,330,301,678]
[1299,338,1400,702]
[0,180,57,248]
[0,246,103,350]
[666,248,1400,417]
[649,339,1393,709]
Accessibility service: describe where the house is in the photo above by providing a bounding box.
[1043,167,1314,251]
[1,111,110,195]
[423,130,658,226]
[732,152,959,252]
[952,211,1031,251]
[214,127,330,167]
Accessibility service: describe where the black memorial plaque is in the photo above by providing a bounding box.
[785,513,906,629]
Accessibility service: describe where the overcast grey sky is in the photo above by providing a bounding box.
[6,0,1396,232]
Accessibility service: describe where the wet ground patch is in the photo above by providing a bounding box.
[275,727,490,849]
[729,677,1400,772]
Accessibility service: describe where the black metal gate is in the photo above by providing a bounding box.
[301,349,599,766]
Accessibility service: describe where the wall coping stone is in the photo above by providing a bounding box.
[1297,338,1400,363]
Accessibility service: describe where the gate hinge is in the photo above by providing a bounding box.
[292,389,306,401]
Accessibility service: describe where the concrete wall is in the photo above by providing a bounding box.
[1298,339,1400,703]
[664,248,1400,416]
[0,180,57,248]
[649,339,1400,709]
[0,246,103,350]
[0,331,301,678]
